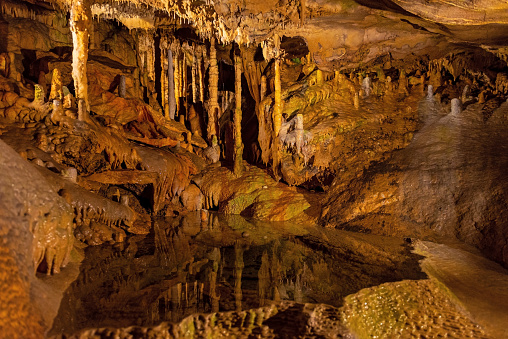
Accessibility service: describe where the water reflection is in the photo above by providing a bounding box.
[51,213,424,335]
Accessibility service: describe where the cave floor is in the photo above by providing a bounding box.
[47,213,508,338]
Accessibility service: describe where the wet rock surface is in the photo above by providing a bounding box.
[324,97,508,267]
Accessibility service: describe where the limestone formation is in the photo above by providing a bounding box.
[1,0,508,337]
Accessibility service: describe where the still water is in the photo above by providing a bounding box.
[51,212,424,335]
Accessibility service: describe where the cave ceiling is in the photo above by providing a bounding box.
[3,0,508,71]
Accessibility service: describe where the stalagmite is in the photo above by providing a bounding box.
[207,38,220,141]
[354,91,360,109]
[451,98,461,116]
[168,49,176,119]
[362,75,371,97]
[48,68,63,102]
[51,99,63,123]
[427,85,434,99]
[70,0,92,121]
[316,69,324,85]
[462,85,469,103]
[233,48,244,176]
[479,90,487,104]
[33,84,44,105]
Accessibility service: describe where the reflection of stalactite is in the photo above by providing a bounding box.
[154,220,170,268]
[209,247,220,312]
[258,251,270,307]
[270,240,282,303]
[234,242,244,312]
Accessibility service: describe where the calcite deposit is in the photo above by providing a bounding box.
[1,0,508,338]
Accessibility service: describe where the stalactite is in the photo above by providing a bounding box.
[70,0,92,121]
[160,37,167,116]
[233,48,244,176]
[182,46,188,118]
[168,48,176,119]
[191,47,197,104]
[174,48,181,116]
[198,48,204,103]
[207,38,220,142]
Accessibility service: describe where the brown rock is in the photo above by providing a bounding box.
[181,184,203,211]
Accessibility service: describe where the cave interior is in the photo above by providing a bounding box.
[1,0,508,338]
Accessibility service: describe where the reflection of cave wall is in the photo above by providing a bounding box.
[50,213,425,335]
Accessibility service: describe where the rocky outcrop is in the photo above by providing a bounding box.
[323,93,508,267]
[0,139,74,336]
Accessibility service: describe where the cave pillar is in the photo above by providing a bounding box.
[173,47,181,116]
[233,47,244,176]
[198,47,205,103]
[273,57,282,136]
[182,45,188,117]
[207,38,220,142]
[191,47,197,104]
[168,49,176,119]
[70,0,92,121]
[272,55,283,177]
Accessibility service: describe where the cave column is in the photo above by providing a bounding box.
[70,0,92,121]
[272,52,283,177]
[168,48,176,119]
[173,46,181,116]
[198,47,205,103]
[191,46,197,104]
[207,38,220,142]
[233,47,244,176]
